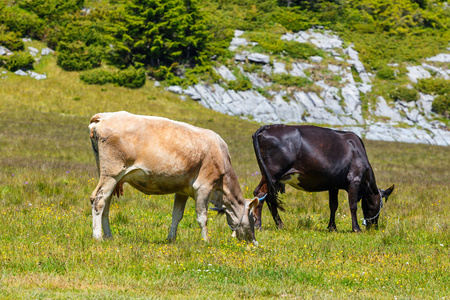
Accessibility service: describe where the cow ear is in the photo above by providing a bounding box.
[247,197,259,213]
[210,206,226,215]
[381,184,395,202]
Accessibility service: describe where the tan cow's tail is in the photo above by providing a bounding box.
[89,115,102,175]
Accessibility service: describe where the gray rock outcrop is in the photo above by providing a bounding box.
[406,66,432,83]
[1,42,53,80]
[214,65,236,82]
[173,28,449,146]
[248,53,270,64]
[0,46,12,56]
[426,53,450,63]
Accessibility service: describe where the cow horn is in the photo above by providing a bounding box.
[258,194,268,202]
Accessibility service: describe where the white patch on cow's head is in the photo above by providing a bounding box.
[246,197,259,213]
[89,122,97,131]
[233,198,259,245]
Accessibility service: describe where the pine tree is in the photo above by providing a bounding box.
[107,0,209,69]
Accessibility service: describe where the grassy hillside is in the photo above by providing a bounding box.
[0,54,449,298]
[2,0,450,119]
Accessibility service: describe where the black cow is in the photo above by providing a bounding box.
[252,124,394,232]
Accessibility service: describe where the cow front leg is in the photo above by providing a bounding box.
[327,189,339,231]
[253,179,267,230]
[348,183,361,232]
[253,200,264,230]
[101,196,113,239]
[90,177,117,240]
[195,188,211,242]
[167,193,188,242]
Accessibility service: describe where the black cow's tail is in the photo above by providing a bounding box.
[252,127,285,216]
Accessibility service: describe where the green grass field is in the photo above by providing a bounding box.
[0,57,449,299]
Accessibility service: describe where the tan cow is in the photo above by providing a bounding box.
[89,111,258,245]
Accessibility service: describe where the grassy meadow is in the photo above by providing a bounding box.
[0,56,449,299]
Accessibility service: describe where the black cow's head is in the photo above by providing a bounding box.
[362,184,395,228]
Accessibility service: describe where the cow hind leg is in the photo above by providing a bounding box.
[266,200,284,229]
[167,193,188,242]
[327,189,339,231]
[90,176,117,240]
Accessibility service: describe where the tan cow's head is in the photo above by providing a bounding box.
[225,197,259,246]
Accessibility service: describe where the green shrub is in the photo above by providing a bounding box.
[2,51,34,71]
[45,16,110,52]
[415,78,450,95]
[245,32,323,59]
[350,31,450,69]
[166,65,216,88]
[376,67,396,80]
[272,7,317,32]
[151,66,171,81]
[0,31,24,51]
[184,65,217,86]
[242,63,263,74]
[283,41,323,59]
[18,0,85,21]
[0,6,44,38]
[272,74,312,88]
[80,67,146,88]
[389,86,419,102]
[431,94,450,118]
[80,69,115,85]
[228,77,252,91]
[164,72,184,87]
[56,41,102,71]
[116,67,146,89]
[348,0,449,34]
[246,32,285,54]
[149,64,211,88]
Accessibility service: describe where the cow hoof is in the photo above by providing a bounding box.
[328,226,337,232]
[353,228,361,233]
[93,235,103,241]
[277,223,285,229]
